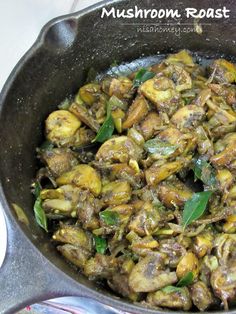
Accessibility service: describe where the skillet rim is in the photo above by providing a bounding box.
[0,1,234,313]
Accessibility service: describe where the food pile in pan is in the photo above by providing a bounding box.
[33,50,236,311]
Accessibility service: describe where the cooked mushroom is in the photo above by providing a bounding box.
[129,254,177,292]
[147,287,192,311]
[45,110,81,146]
[33,50,236,310]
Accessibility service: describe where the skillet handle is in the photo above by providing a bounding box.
[0,214,74,314]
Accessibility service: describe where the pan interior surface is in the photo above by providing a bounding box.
[0,0,236,312]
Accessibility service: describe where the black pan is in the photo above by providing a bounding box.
[0,0,236,313]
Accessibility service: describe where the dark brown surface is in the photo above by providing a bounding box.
[0,0,236,313]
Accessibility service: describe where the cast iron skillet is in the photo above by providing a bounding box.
[0,0,236,313]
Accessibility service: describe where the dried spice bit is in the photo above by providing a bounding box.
[12,203,29,226]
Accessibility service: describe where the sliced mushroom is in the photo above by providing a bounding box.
[147,287,192,311]
[123,95,149,129]
[129,255,177,292]
[56,164,102,196]
[96,136,143,163]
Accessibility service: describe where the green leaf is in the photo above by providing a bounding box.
[33,197,48,232]
[144,138,177,155]
[182,191,213,229]
[93,114,114,143]
[93,101,115,143]
[133,68,155,88]
[94,235,107,254]
[182,97,192,105]
[177,272,194,287]
[162,286,183,294]
[194,158,217,188]
[34,182,41,198]
[99,210,119,226]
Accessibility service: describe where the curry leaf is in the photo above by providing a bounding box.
[93,114,114,143]
[182,191,213,229]
[177,272,194,287]
[33,197,48,232]
[182,96,193,106]
[162,286,183,294]
[162,272,194,294]
[93,100,115,143]
[94,235,107,254]
[144,138,177,155]
[99,210,119,225]
[34,182,41,198]
[133,68,155,88]
[194,158,217,188]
